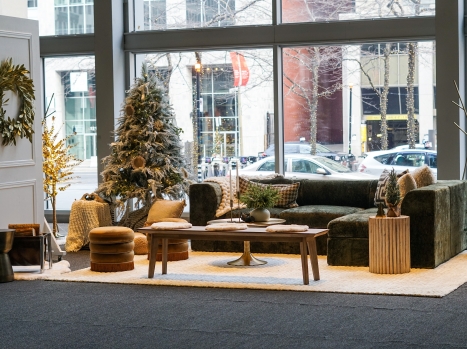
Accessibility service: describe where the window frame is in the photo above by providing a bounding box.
[37,0,466,186]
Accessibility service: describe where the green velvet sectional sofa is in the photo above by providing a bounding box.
[189,177,467,268]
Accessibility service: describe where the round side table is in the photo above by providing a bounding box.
[369,215,410,274]
[0,229,15,282]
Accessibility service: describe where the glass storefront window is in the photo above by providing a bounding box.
[138,48,273,180]
[282,0,435,24]
[136,0,272,31]
[44,56,97,210]
[283,41,435,166]
[27,0,94,36]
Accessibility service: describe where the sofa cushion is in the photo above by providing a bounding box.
[327,208,378,239]
[412,165,436,188]
[279,205,364,229]
[398,172,417,200]
[239,177,300,208]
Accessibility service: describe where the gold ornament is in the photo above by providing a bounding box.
[125,104,135,116]
[0,58,35,146]
[131,155,146,170]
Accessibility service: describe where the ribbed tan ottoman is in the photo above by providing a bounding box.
[89,227,135,272]
[147,238,189,261]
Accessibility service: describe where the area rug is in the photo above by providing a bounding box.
[14,260,71,280]
[47,251,467,297]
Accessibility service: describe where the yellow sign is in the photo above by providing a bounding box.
[365,114,418,121]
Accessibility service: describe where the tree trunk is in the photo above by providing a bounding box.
[51,186,57,238]
[309,49,320,155]
[380,43,391,150]
[406,42,417,148]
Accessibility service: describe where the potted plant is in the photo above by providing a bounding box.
[240,184,280,222]
[385,168,401,217]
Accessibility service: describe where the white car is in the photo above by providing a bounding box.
[357,149,437,178]
[238,154,377,180]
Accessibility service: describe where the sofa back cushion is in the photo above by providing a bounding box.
[240,177,300,208]
[295,179,378,209]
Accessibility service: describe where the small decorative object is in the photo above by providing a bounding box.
[385,168,401,217]
[376,202,386,218]
[0,58,35,146]
[240,183,280,222]
[241,212,255,223]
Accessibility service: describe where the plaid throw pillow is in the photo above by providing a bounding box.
[239,177,300,208]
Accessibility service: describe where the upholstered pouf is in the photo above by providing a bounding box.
[89,227,135,272]
[144,218,190,262]
[133,232,148,255]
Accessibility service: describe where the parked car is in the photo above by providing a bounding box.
[262,141,351,163]
[390,143,432,151]
[238,154,377,180]
[357,149,437,178]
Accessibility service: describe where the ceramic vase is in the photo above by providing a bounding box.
[250,208,270,222]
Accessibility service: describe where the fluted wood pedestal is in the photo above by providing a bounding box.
[369,216,410,274]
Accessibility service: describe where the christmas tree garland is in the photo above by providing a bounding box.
[0,58,35,146]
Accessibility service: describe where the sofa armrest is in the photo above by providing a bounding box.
[401,180,467,268]
[189,182,223,226]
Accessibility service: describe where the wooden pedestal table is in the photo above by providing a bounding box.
[369,215,410,274]
[206,218,286,266]
[139,226,328,285]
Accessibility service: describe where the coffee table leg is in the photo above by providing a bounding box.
[162,238,168,274]
[227,241,267,266]
[307,238,320,281]
[300,240,309,285]
[148,236,159,278]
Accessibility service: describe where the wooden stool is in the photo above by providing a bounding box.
[369,216,410,274]
[89,227,135,272]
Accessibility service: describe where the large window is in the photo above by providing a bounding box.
[282,0,435,24]
[27,0,94,36]
[139,0,272,30]
[44,56,97,210]
[139,49,273,179]
[283,40,435,156]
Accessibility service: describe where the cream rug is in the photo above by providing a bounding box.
[13,260,71,280]
[46,252,467,297]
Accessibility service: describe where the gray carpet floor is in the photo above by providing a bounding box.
[2,226,467,348]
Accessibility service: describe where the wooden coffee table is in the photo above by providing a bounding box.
[139,226,328,285]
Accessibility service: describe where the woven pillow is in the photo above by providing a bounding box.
[265,224,309,232]
[239,177,300,208]
[397,173,417,200]
[205,223,248,231]
[374,169,390,207]
[151,222,192,230]
[146,200,185,224]
[412,165,436,188]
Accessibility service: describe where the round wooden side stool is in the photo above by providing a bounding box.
[89,226,135,272]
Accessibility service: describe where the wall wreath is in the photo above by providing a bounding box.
[0,58,35,146]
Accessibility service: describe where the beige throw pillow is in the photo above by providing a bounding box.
[238,177,300,208]
[146,200,185,223]
[412,165,436,188]
[397,173,417,200]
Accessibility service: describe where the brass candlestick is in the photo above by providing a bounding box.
[230,199,233,222]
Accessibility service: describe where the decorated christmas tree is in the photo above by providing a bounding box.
[96,64,191,226]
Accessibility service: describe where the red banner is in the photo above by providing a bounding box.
[230,52,249,87]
